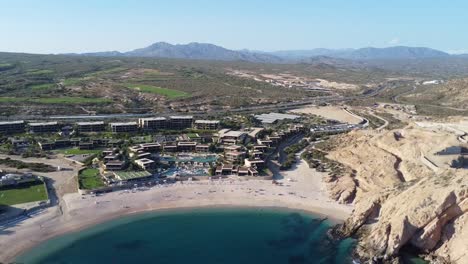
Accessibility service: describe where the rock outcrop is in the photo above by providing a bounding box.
[322,126,468,263]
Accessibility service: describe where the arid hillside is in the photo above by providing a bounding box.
[403,78,468,110]
[322,125,467,263]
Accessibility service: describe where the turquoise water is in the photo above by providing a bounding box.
[160,154,218,163]
[162,167,208,176]
[16,208,355,264]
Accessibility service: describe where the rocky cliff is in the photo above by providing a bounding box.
[323,126,467,263]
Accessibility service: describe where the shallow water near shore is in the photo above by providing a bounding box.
[16,207,355,264]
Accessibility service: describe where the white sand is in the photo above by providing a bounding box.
[0,158,352,262]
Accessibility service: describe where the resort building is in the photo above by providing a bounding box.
[178,133,202,143]
[194,120,220,130]
[104,154,120,162]
[76,121,105,133]
[248,167,259,176]
[247,127,265,139]
[128,145,144,153]
[177,141,197,152]
[215,164,234,176]
[199,133,215,144]
[38,141,55,151]
[237,166,249,176]
[266,135,281,144]
[225,151,246,163]
[196,144,210,153]
[257,139,273,148]
[104,161,126,171]
[224,145,243,152]
[61,126,73,136]
[134,158,155,170]
[253,144,268,152]
[277,131,287,139]
[29,121,59,133]
[163,144,178,152]
[138,117,167,131]
[102,148,118,156]
[110,122,138,133]
[54,139,71,148]
[107,139,124,147]
[0,120,25,134]
[139,143,161,153]
[250,151,264,159]
[244,159,265,169]
[79,142,95,150]
[169,116,193,130]
[218,129,248,145]
[9,138,29,149]
[93,139,108,147]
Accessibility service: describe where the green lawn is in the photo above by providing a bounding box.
[32,97,112,104]
[79,168,105,190]
[57,148,102,155]
[26,69,54,75]
[86,67,128,77]
[131,135,153,143]
[0,63,14,70]
[62,78,83,86]
[126,83,189,99]
[0,97,112,105]
[0,181,48,205]
[29,83,57,91]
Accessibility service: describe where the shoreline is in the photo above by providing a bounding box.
[14,204,346,262]
[1,159,352,262]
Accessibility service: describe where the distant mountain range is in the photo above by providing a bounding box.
[70,42,467,63]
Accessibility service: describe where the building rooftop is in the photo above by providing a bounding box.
[29,121,58,126]
[140,143,161,147]
[238,166,249,173]
[223,131,247,138]
[247,127,265,138]
[139,117,167,121]
[76,121,104,126]
[109,122,138,126]
[254,112,300,124]
[226,151,245,156]
[195,120,220,124]
[178,141,197,146]
[0,120,24,125]
[170,115,193,119]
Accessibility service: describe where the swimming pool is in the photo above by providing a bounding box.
[160,154,218,164]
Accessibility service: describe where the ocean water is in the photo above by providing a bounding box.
[16,208,355,264]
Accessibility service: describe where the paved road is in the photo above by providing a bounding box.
[1,81,394,121]
[367,111,389,131]
[393,85,467,113]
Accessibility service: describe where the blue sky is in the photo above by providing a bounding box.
[1,0,467,54]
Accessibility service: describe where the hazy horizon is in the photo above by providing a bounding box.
[2,0,468,54]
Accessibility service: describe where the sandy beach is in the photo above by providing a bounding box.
[290,105,363,124]
[0,158,352,262]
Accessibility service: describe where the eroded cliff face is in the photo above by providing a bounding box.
[323,126,467,263]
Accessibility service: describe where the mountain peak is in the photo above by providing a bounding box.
[71,42,455,62]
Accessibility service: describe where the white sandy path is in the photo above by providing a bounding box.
[0,159,352,262]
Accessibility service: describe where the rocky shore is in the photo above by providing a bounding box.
[319,126,467,263]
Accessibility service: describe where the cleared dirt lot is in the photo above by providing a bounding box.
[290,105,363,124]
